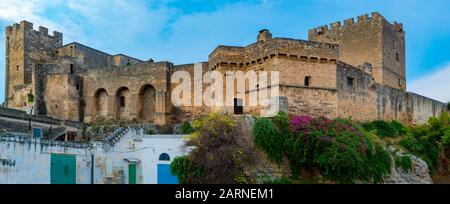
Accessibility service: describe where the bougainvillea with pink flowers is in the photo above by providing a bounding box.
[252,112,392,184]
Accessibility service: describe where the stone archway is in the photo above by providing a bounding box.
[94,88,109,118]
[115,87,131,120]
[138,84,156,122]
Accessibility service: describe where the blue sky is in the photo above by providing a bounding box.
[0,0,449,103]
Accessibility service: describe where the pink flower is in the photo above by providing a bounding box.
[291,115,313,132]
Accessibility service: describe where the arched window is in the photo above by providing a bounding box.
[138,84,156,122]
[159,153,170,161]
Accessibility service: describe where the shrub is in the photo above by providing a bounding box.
[366,146,392,183]
[27,93,34,103]
[390,120,406,135]
[398,112,450,171]
[290,115,313,132]
[442,130,450,148]
[254,114,392,184]
[179,121,195,134]
[170,156,203,184]
[447,102,450,111]
[172,113,257,184]
[292,117,392,183]
[363,120,399,138]
[395,156,413,172]
[252,114,286,163]
[399,132,440,171]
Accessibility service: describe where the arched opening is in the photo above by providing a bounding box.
[138,85,156,122]
[94,88,108,118]
[159,153,170,161]
[115,87,131,120]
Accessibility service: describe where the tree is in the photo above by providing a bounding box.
[171,113,257,184]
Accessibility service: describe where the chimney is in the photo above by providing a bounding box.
[257,29,272,42]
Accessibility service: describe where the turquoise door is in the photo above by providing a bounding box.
[50,154,76,184]
[129,164,137,184]
[157,164,178,184]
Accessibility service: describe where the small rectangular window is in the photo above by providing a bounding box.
[120,96,126,108]
[75,84,80,90]
[347,77,354,86]
[32,128,42,138]
[234,98,243,115]
[396,53,400,62]
[70,64,74,74]
[304,76,311,87]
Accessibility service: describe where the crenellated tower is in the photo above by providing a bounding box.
[309,12,406,90]
[5,21,63,108]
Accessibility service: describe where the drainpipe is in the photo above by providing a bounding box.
[28,106,33,136]
[91,154,95,184]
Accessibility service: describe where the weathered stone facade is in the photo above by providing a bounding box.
[4,12,448,127]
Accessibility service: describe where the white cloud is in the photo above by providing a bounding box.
[0,0,63,32]
[408,63,450,103]
[0,0,44,21]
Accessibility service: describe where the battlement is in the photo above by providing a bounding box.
[309,12,404,36]
[6,20,63,42]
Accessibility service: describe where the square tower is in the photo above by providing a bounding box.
[308,12,406,90]
[5,21,63,108]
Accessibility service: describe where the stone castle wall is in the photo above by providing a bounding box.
[309,12,405,90]
[5,21,62,109]
[83,62,171,124]
[407,93,448,124]
[3,13,448,131]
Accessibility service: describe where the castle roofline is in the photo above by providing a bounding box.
[59,42,143,62]
[112,54,144,63]
[209,45,245,58]
[209,35,339,59]
[59,42,113,56]
[309,11,404,34]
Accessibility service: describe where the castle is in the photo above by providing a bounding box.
[3,12,447,132]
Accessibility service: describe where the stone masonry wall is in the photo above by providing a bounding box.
[309,12,405,90]
[84,62,171,125]
[407,93,447,124]
[170,63,210,123]
[5,21,62,109]
[336,62,378,122]
[3,14,446,128]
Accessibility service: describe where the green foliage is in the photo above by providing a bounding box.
[252,116,285,163]
[366,147,392,183]
[395,156,413,172]
[262,176,306,184]
[390,120,406,135]
[270,112,291,135]
[172,112,450,184]
[442,130,450,148]
[252,114,392,184]
[172,113,257,184]
[179,121,195,134]
[447,102,450,111]
[363,120,400,138]
[399,112,450,171]
[145,128,154,135]
[27,93,34,103]
[170,156,203,184]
